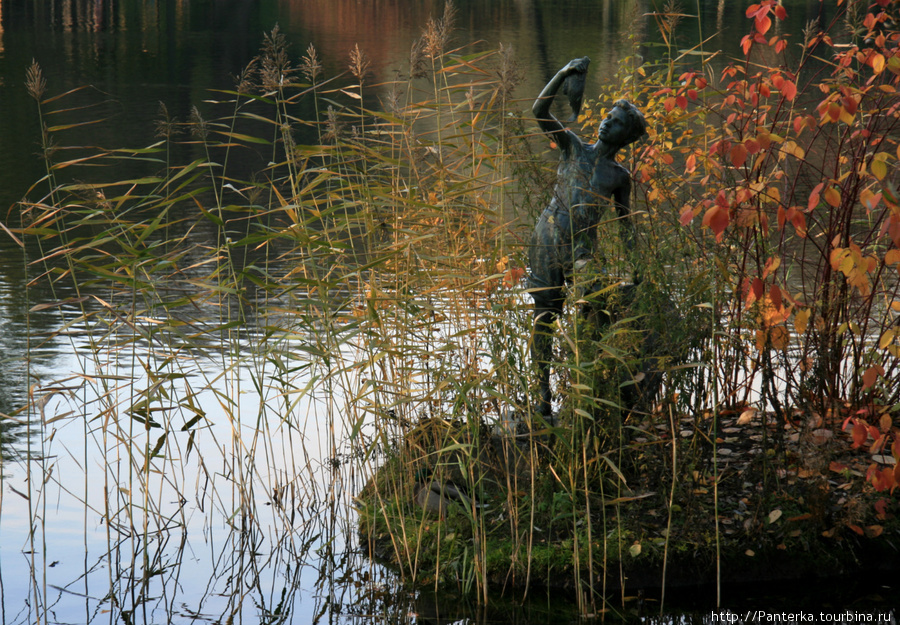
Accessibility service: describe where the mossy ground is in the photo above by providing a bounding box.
[356,404,900,597]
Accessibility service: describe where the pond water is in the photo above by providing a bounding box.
[1,1,899,623]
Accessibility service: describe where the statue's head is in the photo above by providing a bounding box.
[599,99,648,148]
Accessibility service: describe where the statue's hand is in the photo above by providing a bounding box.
[562,57,590,77]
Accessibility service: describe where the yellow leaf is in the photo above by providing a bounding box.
[629,542,642,557]
[763,256,781,278]
[824,186,841,207]
[794,308,811,335]
[770,326,790,350]
[872,159,888,181]
[769,509,783,524]
[886,249,900,265]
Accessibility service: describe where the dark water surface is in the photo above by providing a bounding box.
[1,1,897,623]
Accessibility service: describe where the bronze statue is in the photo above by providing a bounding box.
[560,56,589,121]
[527,58,648,421]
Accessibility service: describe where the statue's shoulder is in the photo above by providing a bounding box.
[557,128,590,157]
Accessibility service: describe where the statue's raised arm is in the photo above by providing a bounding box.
[531,57,590,152]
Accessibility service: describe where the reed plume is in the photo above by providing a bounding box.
[189,106,209,141]
[349,44,371,85]
[259,24,294,92]
[25,59,46,101]
[301,43,323,84]
[154,101,179,141]
[423,0,456,59]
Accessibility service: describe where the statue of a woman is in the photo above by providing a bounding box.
[528,58,648,421]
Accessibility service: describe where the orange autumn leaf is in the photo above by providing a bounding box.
[874,467,895,492]
[852,421,868,448]
[862,365,884,390]
[865,525,884,538]
[770,326,789,350]
[703,204,731,242]
[808,182,824,210]
[503,266,525,288]
[780,79,797,101]
[860,188,882,212]
[731,142,748,168]
[869,52,886,74]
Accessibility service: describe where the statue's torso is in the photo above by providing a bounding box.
[551,132,629,237]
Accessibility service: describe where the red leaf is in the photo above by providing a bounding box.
[774,4,787,20]
[731,143,748,168]
[852,422,868,448]
[741,35,753,56]
[679,205,695,226]
[808,182,824,211]
[756,14,772,35]
[827,102,842,122]
[750,277,765,302]
[769,284,783,310]
[716,189,729,208]
[702,204,730,242]
[781,80,797,101]
[790,208,807,237]
[872,468,895,492]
